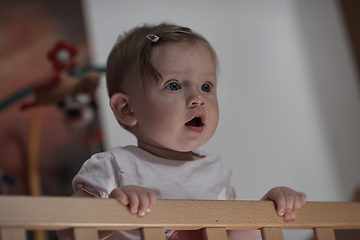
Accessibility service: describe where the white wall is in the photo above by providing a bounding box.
[83,1,360,237]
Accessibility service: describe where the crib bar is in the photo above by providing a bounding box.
[260,227,284,240]
[1,196,360,231]
[34,230,47,240]
[140,227,166,240]
[203,227,227,240]
[73,227,97,240]
[0,227,26,240]
[313,227,336,240]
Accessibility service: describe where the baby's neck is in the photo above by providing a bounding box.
[137,142,200,161]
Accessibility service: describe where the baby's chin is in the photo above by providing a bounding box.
[171,140,210,153]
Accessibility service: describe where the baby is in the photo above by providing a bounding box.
[57,23,306,240]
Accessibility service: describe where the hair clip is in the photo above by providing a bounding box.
[147,34,159,43]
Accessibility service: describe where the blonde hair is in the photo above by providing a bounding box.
[106,23,218,97]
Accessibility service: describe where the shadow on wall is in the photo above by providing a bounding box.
[293,0,360,201]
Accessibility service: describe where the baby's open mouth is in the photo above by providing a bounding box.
[185,117,204,127]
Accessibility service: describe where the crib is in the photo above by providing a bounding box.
[0,196,360,240]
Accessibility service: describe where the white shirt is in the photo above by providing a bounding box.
[72,145,233,239]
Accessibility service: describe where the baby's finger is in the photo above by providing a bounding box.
[124,188,140,214]
[300,192,307,207]
[284,191,295,221]
[270,189,286,216]
[291,192,307,219]
[109,188,129,206]
[146,189,157,213]
[136,188,150,217]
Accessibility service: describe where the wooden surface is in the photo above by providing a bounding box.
[140,227,166,240]
[73,227,97,240]
[203,227,228,240]
[313,227,336,240]
[1,196,360,231]
[260,227,284,240]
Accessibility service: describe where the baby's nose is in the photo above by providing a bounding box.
[187,92,205,107]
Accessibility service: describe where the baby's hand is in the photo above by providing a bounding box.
[261,187,306,221]
[109,185,157,217]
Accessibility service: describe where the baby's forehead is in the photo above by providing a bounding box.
[151,42,217,65]
[148,43,217,84]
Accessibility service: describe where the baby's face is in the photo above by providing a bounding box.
[129,43,219,160]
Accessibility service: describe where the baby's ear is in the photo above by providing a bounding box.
[109,93,137,127]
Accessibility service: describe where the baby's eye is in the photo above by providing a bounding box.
[201,83,211,92]
[165,82,181,91]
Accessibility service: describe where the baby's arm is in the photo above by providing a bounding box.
[56,185,157,240]
[227,187,306,240]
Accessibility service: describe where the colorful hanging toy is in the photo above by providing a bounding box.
[0,41,105,113]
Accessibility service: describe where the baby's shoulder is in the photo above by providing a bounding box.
[83,146,136,167]
[91,145,134,158]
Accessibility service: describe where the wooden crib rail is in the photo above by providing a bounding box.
[1,196,360,240]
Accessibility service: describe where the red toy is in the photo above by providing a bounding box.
[21,41,100,110]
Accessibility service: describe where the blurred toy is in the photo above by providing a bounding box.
[0,41,104,240]
[17,41,102,134]
[21,41,101,110]
[0,40,103,144]
[57,92,103,148]
[0,40,104,198]
[0,41,105,112]
[22,70,100,109]
[58,93,97,131]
